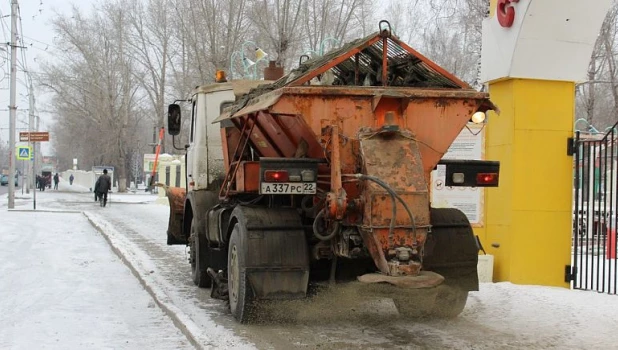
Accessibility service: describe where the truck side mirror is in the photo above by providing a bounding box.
[168,104,182,136]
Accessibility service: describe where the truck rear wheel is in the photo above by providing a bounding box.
[228,223,254,323]
[395,207,479,319]
[190,219,211,288]
[432,286,468,318]
[425,207,479,291]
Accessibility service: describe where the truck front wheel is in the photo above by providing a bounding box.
[228,223,254,323]
[190,219,211,288]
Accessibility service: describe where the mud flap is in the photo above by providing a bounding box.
[231,206,309,300]
[423,207,479,291]
[162,185,187,245]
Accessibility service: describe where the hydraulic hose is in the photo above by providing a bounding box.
[301,195,315,212]
[312,208,341,241]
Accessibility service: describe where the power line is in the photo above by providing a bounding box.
[16,4,33,87]
[22,34,51,48]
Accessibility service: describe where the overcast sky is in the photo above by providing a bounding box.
[0,0,96,153]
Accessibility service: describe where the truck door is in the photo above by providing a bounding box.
[186,99,197,190]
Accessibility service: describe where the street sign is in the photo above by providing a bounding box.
[19,131,49,142]
[16,146,31,160]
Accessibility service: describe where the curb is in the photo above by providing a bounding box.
[8,209,83,213]
[83,212,208,350]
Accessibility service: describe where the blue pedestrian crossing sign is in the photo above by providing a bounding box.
[16,146,32,160]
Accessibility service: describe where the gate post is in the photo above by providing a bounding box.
[480,0,612,287]
[609,228,617,260]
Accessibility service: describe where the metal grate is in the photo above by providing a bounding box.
[226,29,470,119]
[271,31,463,89]
[572,121,618,294]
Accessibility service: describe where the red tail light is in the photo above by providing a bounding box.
[264,170,289,182]
[477,173,499,186]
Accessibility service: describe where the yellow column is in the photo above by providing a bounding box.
[484,78,574,287]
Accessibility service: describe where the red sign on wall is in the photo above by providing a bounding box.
[497,0,520,28]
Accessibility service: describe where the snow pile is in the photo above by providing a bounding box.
[106,192,159,204]
[58,180,91,193]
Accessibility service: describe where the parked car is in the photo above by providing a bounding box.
[1,174,18,186]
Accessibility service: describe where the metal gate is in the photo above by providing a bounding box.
[572,122,618,294]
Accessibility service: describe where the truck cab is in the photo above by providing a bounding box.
[165,79,271,246]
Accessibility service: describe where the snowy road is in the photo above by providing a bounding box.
[0,210,191,349]
[3,190,618,349]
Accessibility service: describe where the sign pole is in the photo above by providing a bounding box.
[7,0,17,209]
[33,144,36,210]
[27,83,34,194]
[18,132,48,210]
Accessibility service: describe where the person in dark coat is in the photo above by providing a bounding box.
[94,176,101,202]
[95,169,112,207]
[37,175,45,191]
[53,173,59,190]
[69,174,74,185]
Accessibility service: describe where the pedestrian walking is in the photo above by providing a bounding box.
[95,169,112,207]
[69,174,74,185]
[53,173,59,190]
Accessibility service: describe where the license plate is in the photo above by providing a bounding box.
[260,182,317,195]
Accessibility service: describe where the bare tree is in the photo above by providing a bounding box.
[171,0,249,82]
[248,0,305,69]
[382,0,425,44]
[126,0,174,153]
[0,137,8,171]
[576,3,618,132]
[601,6,618,126]
[39,2,142,191]
[418,0,488,86]
[301,0,371,56]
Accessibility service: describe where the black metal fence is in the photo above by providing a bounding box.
[572,122,618,294]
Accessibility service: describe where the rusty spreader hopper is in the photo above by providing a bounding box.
[214,22,496,292]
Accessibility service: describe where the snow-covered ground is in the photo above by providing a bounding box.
[0,210,191,349]
[2,189,618,349]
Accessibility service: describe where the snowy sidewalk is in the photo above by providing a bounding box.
[0,211,191,350]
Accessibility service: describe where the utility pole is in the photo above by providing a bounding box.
[8,0,18,209]
[29,83,37,209]
[27,84,34,194]
[35,103,40,177]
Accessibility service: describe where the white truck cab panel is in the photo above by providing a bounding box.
[188,90,234,191]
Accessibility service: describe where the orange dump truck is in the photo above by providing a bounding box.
[165,22,499,323]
